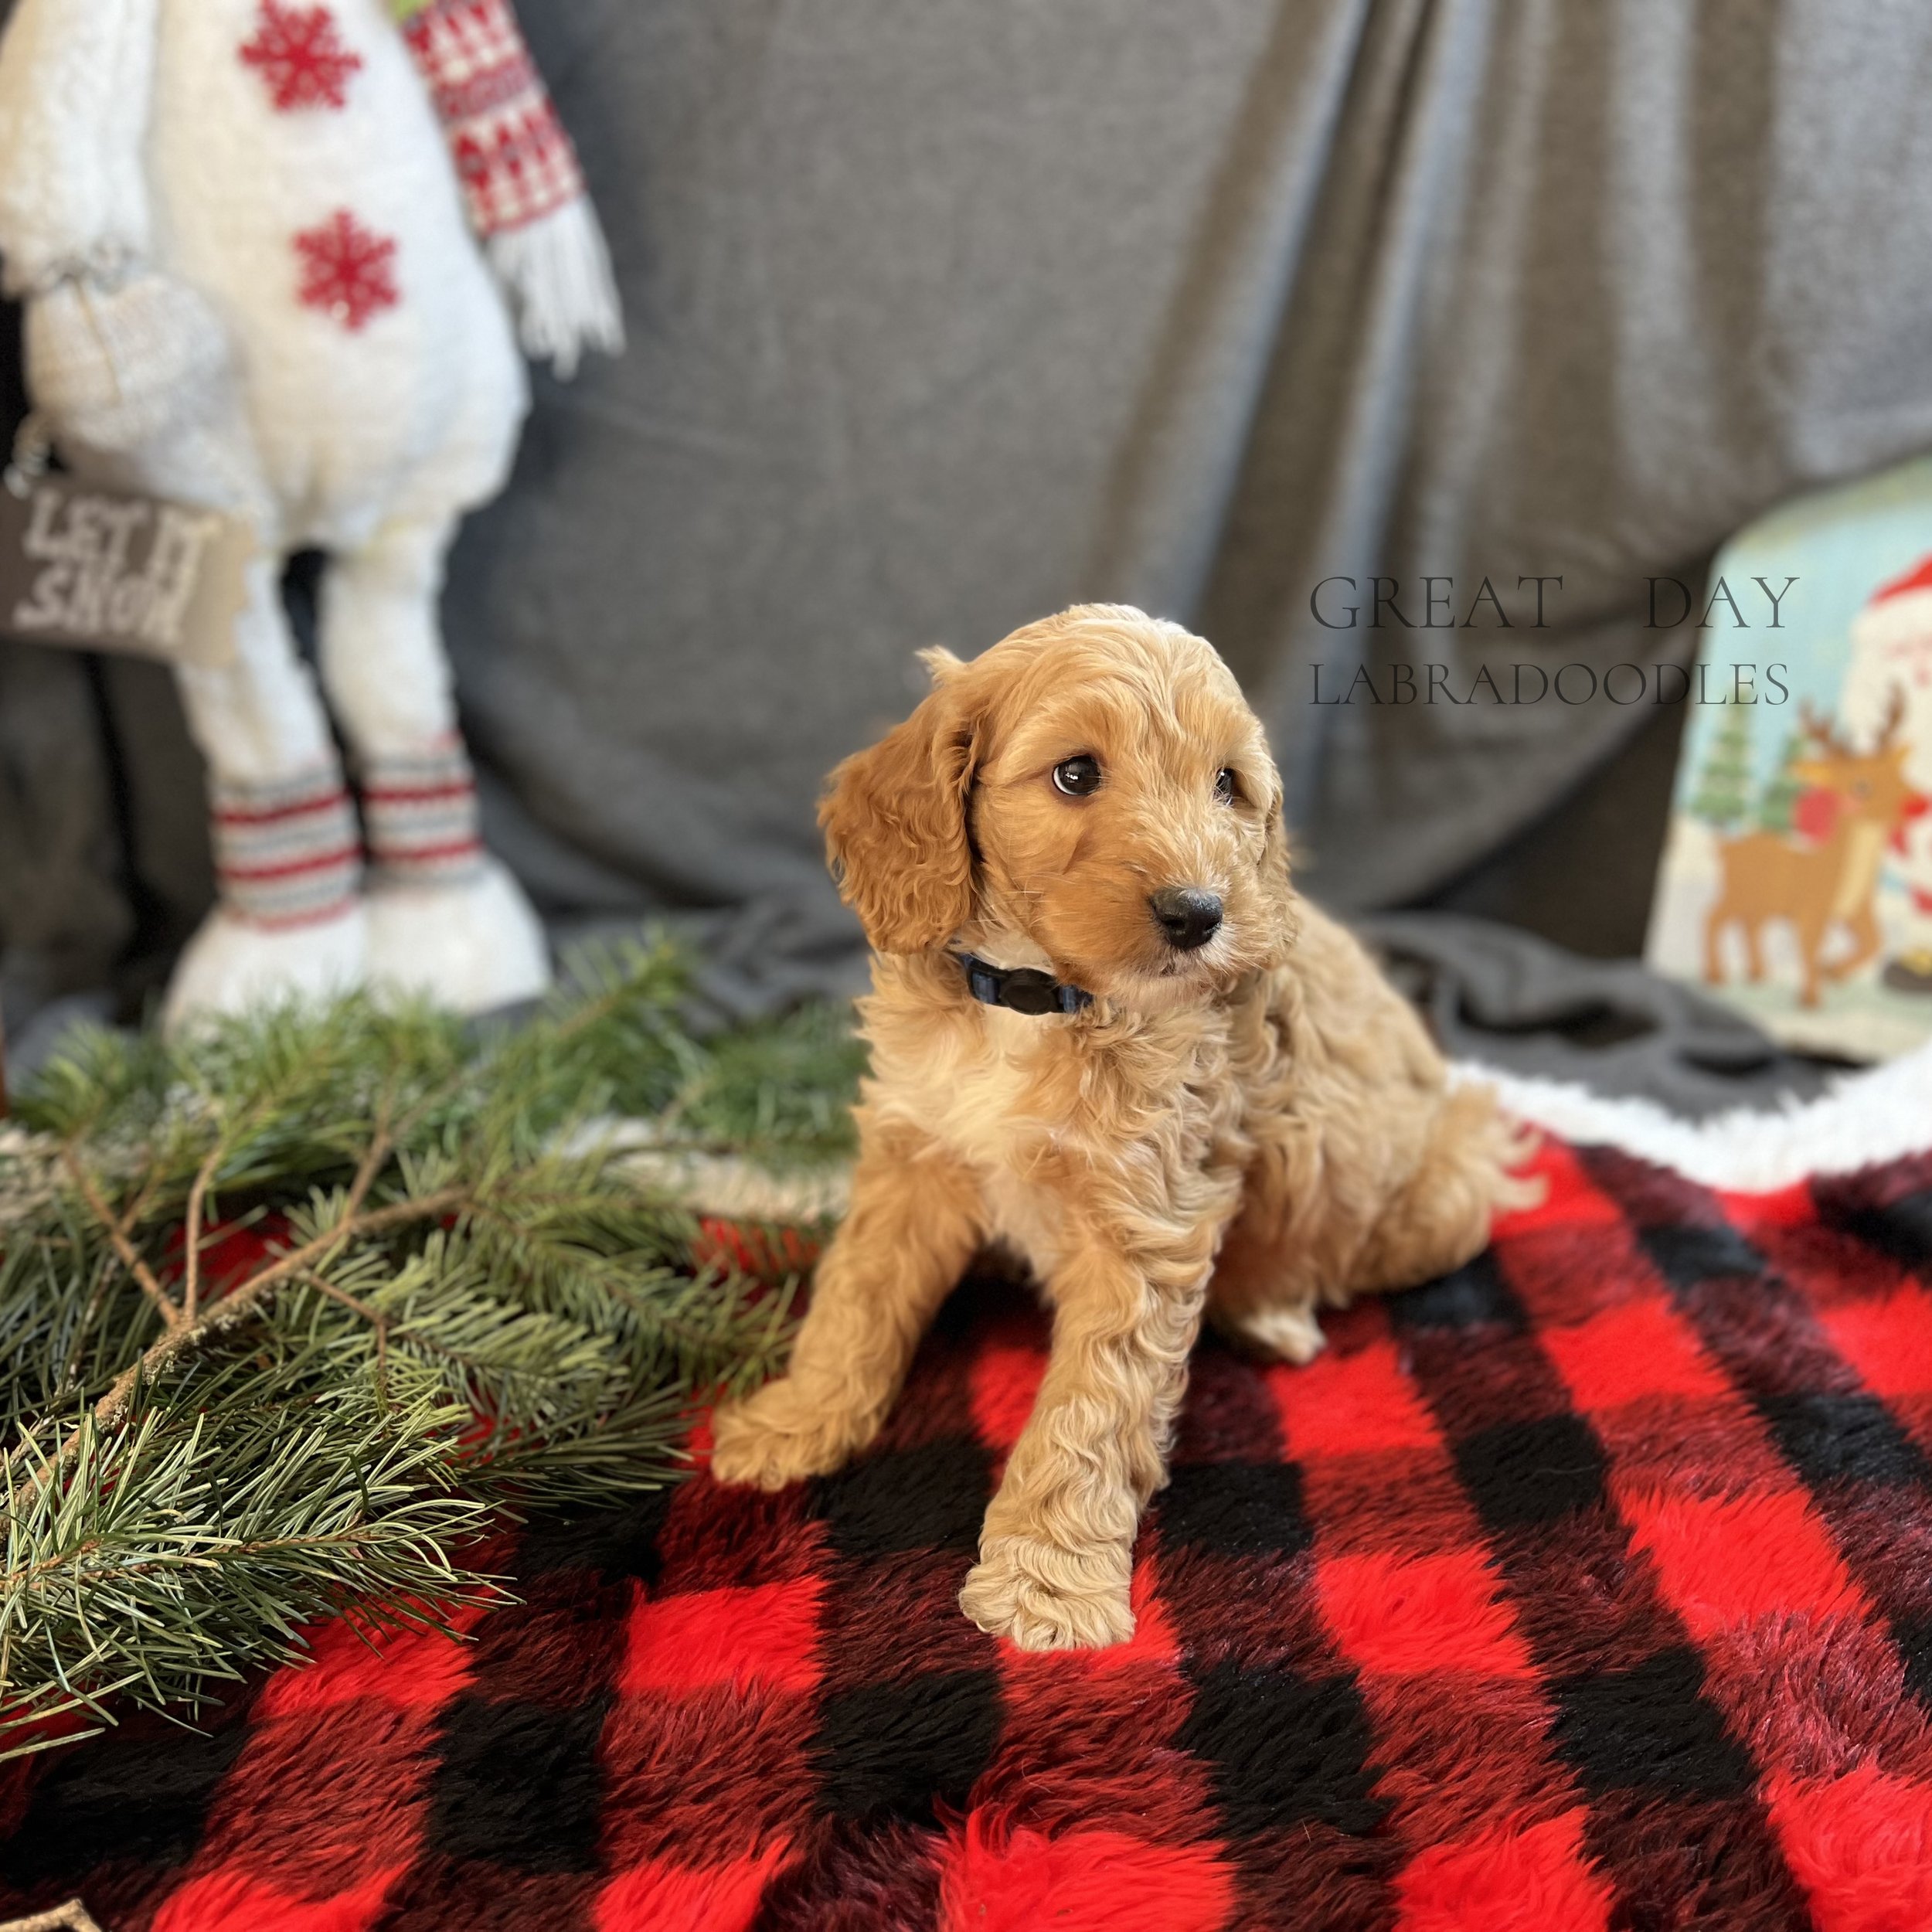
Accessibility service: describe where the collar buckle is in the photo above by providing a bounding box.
[958,954,1093,1016]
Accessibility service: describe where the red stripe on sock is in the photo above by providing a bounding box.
[219,845,363,883]
[362,781,477,805]
[213,793,351,827]
[371,838,485,864]
[231,895,361,932]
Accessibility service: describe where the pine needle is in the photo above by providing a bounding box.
[0,937,861,1759]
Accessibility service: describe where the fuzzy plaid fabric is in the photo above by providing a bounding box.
[5,1135,1932,1930]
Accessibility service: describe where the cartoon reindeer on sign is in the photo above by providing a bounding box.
[1705,689,1923,1008]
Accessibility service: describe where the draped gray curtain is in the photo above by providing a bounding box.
[8,0,1932,1025]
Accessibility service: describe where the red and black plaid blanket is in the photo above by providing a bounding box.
[5,1136,1932,1931]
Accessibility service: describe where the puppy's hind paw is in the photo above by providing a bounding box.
[1223,1301,1328,1366]
[709,1377,873,1491]
[1488,1108,1549,1214]
[960,1538,1134,1651]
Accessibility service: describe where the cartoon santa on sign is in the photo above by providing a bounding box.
[1845,554,1932,995]
[0,0,622,1025]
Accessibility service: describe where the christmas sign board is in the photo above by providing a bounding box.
[0,469,250,668]
[1646,457,1932,1060]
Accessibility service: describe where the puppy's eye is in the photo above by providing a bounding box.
[1215,767,1239,804]
[1053,755,1101,798]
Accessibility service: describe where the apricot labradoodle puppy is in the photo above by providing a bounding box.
[711,604,1531,1650]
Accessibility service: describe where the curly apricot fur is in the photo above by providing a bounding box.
[713,606,1531,1650]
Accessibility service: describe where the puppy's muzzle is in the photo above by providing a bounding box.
[1149,886,1223,951]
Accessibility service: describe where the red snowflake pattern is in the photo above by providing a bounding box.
[240,2,362,112]
[294,211,400,331]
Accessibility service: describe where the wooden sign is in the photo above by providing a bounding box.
[0,472,250,668]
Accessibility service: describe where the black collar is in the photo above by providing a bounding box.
[957,953,1094,1016]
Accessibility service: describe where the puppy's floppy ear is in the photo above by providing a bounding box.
[820,649,980,953]
[1257,775,1300,965]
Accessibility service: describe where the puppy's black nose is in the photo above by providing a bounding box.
[1150,886,1223,951]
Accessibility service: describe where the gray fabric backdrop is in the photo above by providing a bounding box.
[7,0,1932,1029]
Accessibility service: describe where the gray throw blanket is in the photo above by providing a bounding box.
[6,1,1932,1052]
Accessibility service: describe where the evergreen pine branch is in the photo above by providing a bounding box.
[2,1361,489,1752]
[0,935,864,1759]
[58,1149,182,1335]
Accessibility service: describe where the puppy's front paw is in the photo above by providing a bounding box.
[709,1377,872,1490]
[959,1538,1134,1651]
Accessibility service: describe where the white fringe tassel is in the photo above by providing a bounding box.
[487,196,625,380]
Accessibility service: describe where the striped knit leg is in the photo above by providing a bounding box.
[356,737,549,1011]
[318,520,547,1009]
[175,549,364,928]
[360,741,485,887]
[210,766,364,927]
[155,444,374,1025]
[315,518,483,887]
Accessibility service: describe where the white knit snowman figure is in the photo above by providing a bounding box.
[0,0,622,1026]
